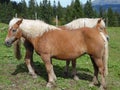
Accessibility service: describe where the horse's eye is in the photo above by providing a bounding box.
[12,29,16,33]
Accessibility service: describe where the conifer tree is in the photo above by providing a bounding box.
[107,8,114,26]
[113,12,119,27]
[118,14,120,26]
[57,1,62,19]
[53,0,57,17]
[99,6,104,17]
[47,0,53,23]
[73,0,84,18]
[28,0,36,19]
[40,0,53,23]
[65,0,75,22]
[84,0,94,18]
[16,0,28,18]
[0,2,15,23]
[0,0,10,4]
[57,1,66,25]
[21,0,28,18]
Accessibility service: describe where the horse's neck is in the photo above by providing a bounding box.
[20,20,59,38]
[19,24,37,46]
[19,20,58,49]
[21,30,38,49]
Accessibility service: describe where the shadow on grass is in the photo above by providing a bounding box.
[11,61,93,82]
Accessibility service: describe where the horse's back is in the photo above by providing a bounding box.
[35,28,104,59]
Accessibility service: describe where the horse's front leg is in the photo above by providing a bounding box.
[71,60,79,81]
[41,54,57,88]
[24,41,37,78]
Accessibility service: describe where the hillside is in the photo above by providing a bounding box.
[92,0,120,5]
[0,23,120,89]
[92,0,120,12]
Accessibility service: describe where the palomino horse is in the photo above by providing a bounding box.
[63,18,109,77]
[5,19,107,89]
[12,18,109,79]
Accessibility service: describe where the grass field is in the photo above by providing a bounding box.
[0,23,120,90]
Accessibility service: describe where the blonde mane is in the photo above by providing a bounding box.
[65,18,105,30]
[9,18,60,37]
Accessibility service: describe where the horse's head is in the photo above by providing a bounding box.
[96,19,109,41]
[5,19,23,47]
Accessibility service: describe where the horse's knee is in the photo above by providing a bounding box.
[45,62,53,73]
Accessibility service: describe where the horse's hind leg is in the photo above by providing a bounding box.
[24,41,37,78]
[71,60,79,81]
[93,57,106,90]
[64,61,70,76]
[89,56,99,87]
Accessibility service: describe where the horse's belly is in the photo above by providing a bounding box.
[54,51,83,60]
[53,44,86,60]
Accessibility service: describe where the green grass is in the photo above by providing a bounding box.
[0,24,120,90]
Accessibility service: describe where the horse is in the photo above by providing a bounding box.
[12,18,109,79]
[63,18,109,77]
[5,18,107,89]
[7,18,60,78]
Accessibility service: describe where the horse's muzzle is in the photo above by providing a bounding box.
[5,40,12,47]
[5,37,16,47]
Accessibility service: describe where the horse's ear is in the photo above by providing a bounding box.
[103,18,105,21]
[16,19,23,26]
[97,19,102,24]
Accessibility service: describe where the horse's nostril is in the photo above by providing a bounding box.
[106,36,109,41]
[6,41,9,44]
[5,41,11,47]
[107,37,109,41]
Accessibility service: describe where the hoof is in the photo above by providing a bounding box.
[104,71,108,76]
[28,72,37,78]
[99,84,107,90]
[54,76,57,81]
[73,75,79,81]
[35,69,41,75]
[89,82,95,87]
[99,86,105,90]
[32,74,37,79]
[46,82,55,88]
[63,71,68,77]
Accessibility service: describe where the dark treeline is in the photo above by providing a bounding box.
[0,0,120,26]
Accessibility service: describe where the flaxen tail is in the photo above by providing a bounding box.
[13,39,22,60]
[103,40,108,76]
[100,32,109,76]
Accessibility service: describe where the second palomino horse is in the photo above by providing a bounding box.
[63,18,109,77]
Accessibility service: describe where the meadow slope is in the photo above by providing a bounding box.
[0,23,120,90]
